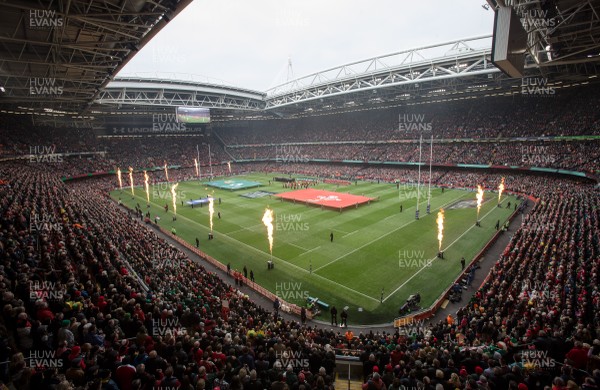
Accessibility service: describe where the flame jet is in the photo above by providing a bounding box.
[436,208,444,251]
[144,171,150,203]
[476,185,484,220]
[208,198,214,232]
[262,208,274,257]
[171,183,179,215]
[117,167,123,190]
[128,167,134,196]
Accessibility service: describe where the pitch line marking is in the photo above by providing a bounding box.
[288,242,311,251]
[224,203,330,235]
[297,246,321,257]
[144,206,380,303]
[313,192,467,273]
[342,230,359,238]
[331,228,350,235]
[382,197,509,303]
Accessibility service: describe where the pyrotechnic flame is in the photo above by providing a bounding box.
[128,167,134,195]
[227,161,231,173]
[144,171,150,203]
[117,167,123,190]
[194,158,199,177]
[476,185,484,218]
[164,162,169,182]
[262,208,274,255]
[498,177,505,203]
[436,208,444,251]
[208,198,214,232]
[171,183,178,215]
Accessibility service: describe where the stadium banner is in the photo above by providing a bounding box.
[207,179,261,191]
[240,191,277,199]
[456,163,490,169]
[557,169,587,177]
[227,136,599,150]
[529,167,558,173]
[59,160,596,183]
[106,126,205,135]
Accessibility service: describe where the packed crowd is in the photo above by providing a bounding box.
[254,162,592,197]
[0,117,98,157]
[217,85,599,144]
[226,141,600,173]
[0,163,337,390]
[2,84,600,179]
[1,158,598,389]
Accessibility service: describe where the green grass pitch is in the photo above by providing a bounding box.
[112,173,516,324]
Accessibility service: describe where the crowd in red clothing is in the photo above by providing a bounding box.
[0,83,599,389]
[2,84,600,180]
[0,159,598,390]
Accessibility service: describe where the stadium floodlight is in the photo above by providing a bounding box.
[0,86,5,92]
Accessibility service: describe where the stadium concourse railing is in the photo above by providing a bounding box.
[393,190,538,328]
[152,223,312,320]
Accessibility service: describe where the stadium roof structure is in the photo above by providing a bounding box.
[90,74,268,129]
[494,0,600,67]
[0,0,193,116]
[263,31,600,117]
[0,0,599,125]
[96,74,266,112]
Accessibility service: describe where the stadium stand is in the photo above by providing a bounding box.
[0,77,599,390]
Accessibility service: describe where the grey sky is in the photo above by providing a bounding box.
[119,0,495,91]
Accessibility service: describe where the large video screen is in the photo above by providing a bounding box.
[176,107,210,124]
